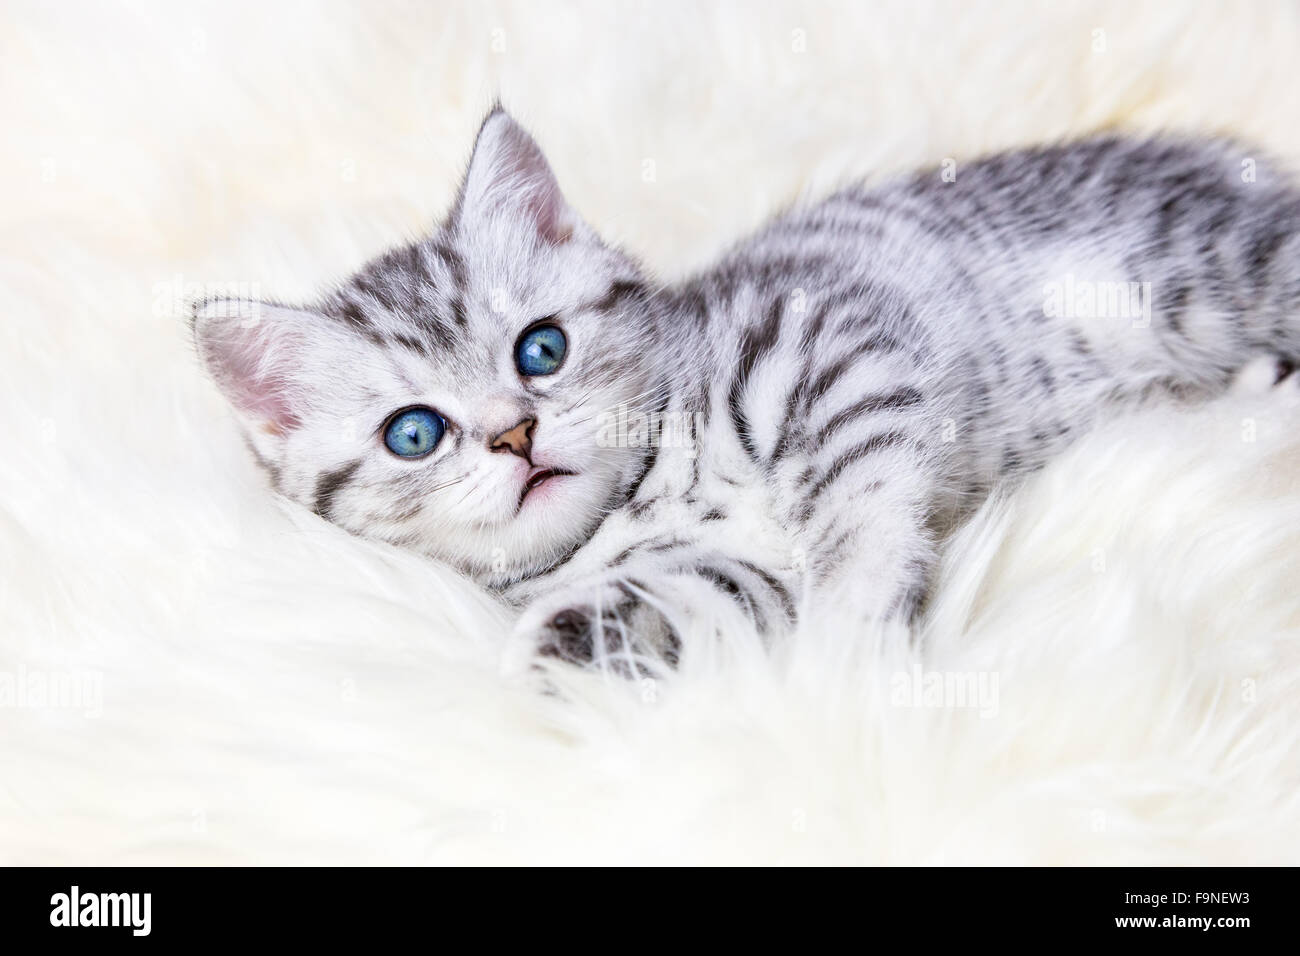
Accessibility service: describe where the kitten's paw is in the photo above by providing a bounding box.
[510,579,680,675]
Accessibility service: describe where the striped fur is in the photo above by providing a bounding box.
[195,109,1300,670]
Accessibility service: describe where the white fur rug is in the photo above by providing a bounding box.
[3,0,1299,864]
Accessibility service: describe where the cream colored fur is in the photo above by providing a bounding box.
[1,0,1297,863]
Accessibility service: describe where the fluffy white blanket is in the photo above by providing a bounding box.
[2,0,1297,863]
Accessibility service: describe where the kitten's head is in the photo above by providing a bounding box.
[194,108,660,584]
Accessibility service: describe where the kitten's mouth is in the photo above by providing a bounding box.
[518,467,575,508]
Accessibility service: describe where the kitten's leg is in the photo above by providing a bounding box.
[507,462,943,671]
[505,497,798,673]
[507,482,935,673]
[772,433,944,627]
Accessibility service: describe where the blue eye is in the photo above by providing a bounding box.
[515,324,567,376]
[383,407,445,458]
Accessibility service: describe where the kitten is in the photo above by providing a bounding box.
[194,106,1300,670]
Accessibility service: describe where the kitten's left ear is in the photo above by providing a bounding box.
[191,297,320,439]
[451,107,583,244]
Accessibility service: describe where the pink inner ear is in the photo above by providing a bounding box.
[464,112,576,244]
[523,178,574,245]
[202,315,303,433]
[227,368,301,434]
[494,133,573,244]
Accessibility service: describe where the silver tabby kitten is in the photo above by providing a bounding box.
[195,107,1300,669]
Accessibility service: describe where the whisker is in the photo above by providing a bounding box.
[426,472,470,495]
[451,478,483,509]
[558,381,677,430]
[427,478,464,495]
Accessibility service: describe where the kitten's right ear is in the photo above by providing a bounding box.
[192,298,315,437]
[449,106,582,244]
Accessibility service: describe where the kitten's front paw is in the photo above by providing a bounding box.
[511,579,680,675]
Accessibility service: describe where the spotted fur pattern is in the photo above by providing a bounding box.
[195,108,1300,671]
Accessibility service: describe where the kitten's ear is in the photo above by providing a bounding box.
[192,299,315,437]
[451,107,581,244]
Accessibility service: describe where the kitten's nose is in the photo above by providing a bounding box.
[490,417,536,461]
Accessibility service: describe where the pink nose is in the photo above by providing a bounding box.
[490,418,536,461]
